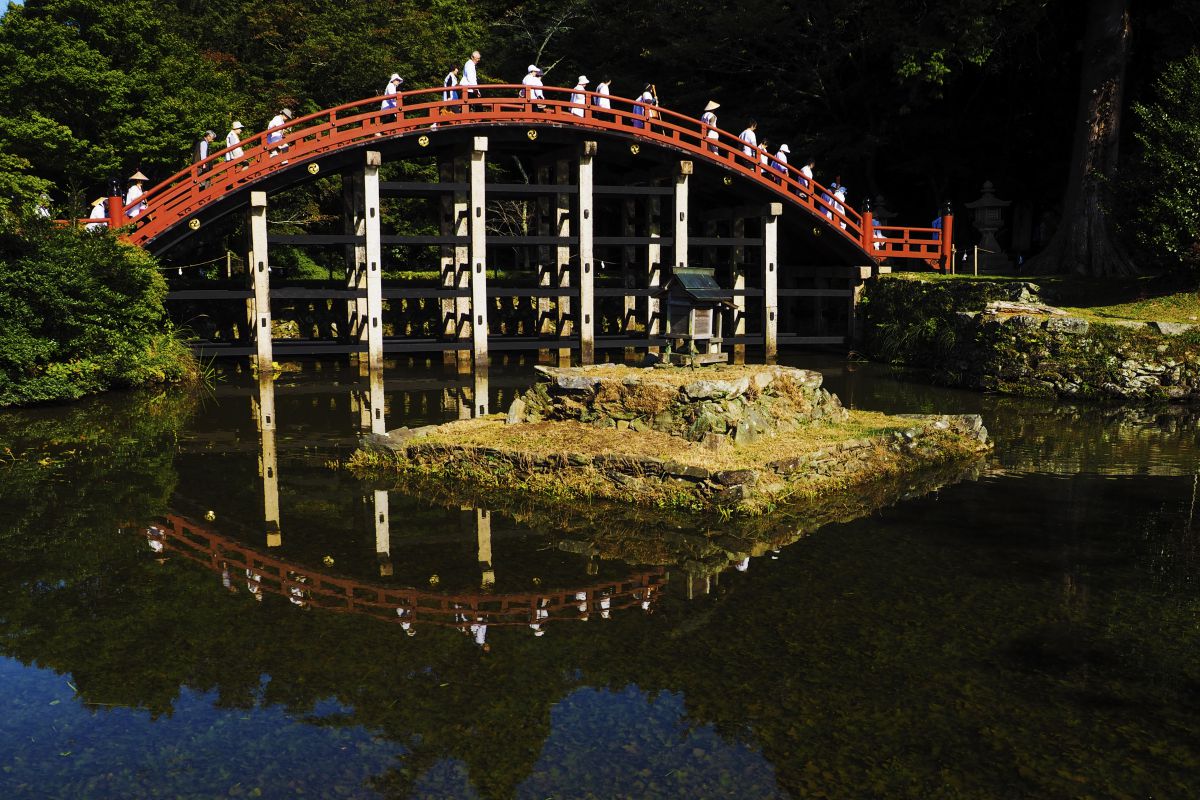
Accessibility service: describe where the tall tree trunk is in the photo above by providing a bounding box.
[1028,0,1136,276]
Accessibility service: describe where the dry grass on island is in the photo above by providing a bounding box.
[351,364,992,516]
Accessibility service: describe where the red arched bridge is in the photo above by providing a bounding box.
[88,85,955,363]
[95,84,951,266]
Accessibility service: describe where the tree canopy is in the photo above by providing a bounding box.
[1,0,1198,273]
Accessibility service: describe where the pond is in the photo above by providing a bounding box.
[1,355,1197,799]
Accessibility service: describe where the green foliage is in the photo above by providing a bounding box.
[0,0,238,211]
[1128,51,1200,277]
[0,217,196,406]
[862,276,1028,367]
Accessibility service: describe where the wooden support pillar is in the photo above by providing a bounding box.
[622,197,637,362]
[849,275,867,344]
[469,137,489,370]
[673,161,691,273]
[368,352,386,434]
[374,489,392,577]
[477,508,495,589]
[248,191,272,368]
[364,151,384,372]
[537,164,554,361]
[646,195,663,354]
[441,156,469,371]
[472,366,489,417]
[577,141,596,365]
[555,158,572,366]
[343,172,367,353]
[254,372,281,548]
[762,203,781,363]
[731,215,746,364]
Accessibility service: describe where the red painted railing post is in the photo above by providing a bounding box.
[860,196,874,255]
[939,202,954,273]
[106,192,123,228]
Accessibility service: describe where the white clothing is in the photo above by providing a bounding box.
[267,114,287,145]
[462,58,478,87]
[596,82,611,109]
[739,128,757,156]
[471,623,488,646]
[570,83,587,116]
[125,184,146,218]
[775,149,788,166]
[834,189,847,228]
[443,71,459,100]
[85,202,107,231]
[521,72,544,100]
[225,130,244,160]
[735,557,749,572]
[198,139,209,160]
[381,80,400,111]
[700,110,718,138]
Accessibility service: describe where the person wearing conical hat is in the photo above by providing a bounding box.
[85,196,107,231]
[570,75,589,117]
[225,121,245,161]
[125,170,149,218]
[700,100,720,152]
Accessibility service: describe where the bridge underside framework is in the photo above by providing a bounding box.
[100,86,948,366]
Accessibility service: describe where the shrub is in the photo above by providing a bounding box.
[0,217,196,405]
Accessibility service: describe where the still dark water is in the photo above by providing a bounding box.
[1,355,1197,799]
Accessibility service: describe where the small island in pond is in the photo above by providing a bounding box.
[352,364,992,517]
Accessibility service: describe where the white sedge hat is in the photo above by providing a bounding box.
[577,75,589,84]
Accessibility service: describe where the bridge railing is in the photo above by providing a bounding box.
[154,513,666,628]
[86,84,947,268]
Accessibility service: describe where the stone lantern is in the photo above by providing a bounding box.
[964,180,1013,273]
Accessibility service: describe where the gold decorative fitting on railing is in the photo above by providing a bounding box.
[629,144,640,155]
[722,176,733,186]
[526,129,538,141]
[307,163,320,175]
[418,135,430,147]
[188,218,201,230]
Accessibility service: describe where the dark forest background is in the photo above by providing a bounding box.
[1,0,1198,275]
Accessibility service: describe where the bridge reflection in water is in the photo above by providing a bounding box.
[157,356,685,643]
[148,512,665,635]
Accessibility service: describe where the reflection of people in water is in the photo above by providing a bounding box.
[395,606,416,636]
[735,556,750,572]
[530,597,550,636]
[245,568,264,602]
[286,571,309,609]
[470,618,490,652]
[220,561,237,593]
[638,585,656,612]
[145,526,165,554]
[574,590,590,621]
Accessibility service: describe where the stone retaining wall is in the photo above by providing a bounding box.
[863,277,1200,402]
